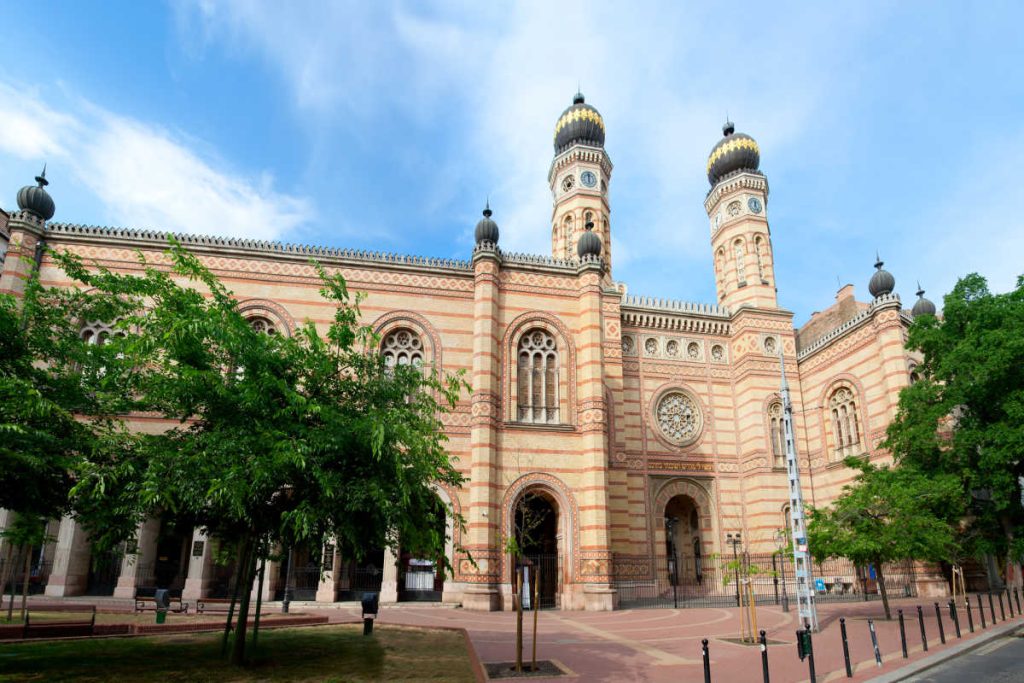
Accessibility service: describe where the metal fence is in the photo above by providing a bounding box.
[337,567,383,601]
[0,560,53,596]
[615,552,917,610]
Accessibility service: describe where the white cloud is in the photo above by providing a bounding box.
[0,81,312,239]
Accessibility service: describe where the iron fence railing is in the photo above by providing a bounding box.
[0,560,53,596]
[614,552,917,610]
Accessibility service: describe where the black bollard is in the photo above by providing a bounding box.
[998,592,1006,621]
[702,638,711,683]
[868,619,882,667]
[989,592,997,624]
[898,609,908,658]
[805,628,817,683]
[759,630,770,683]
[949,600,961,639]
[966,596,975,633]
[978,594,987,629]
[840,618,853,677]
[363,617,373,636]
[1007,588,1014,618]
[934,602,946,644]
[918,605,929,651]
[1015,587,1021,616]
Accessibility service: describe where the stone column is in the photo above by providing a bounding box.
[114,518,160,597]
[380,546,400,603]
[182,529,215,600]
[44,516,91,597]
[574,256,617,611]
[461,240,503,610]
[316,542,339,603]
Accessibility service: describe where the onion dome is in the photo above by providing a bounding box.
[577,220,602,259]
[554,92,605,153]
[16,166,55,221]
[474,202,499,245]
[868,254,895,298]
[911,283,936,317]
[706,121,760,186]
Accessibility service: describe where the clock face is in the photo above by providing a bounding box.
[748,197,763,214]
[561,174,576,192]
[580,170,597,188]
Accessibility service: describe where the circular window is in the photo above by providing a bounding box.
[666,340,679,357]
[655,390,703,447]
[622,336,635,354]
[645,338,658,355]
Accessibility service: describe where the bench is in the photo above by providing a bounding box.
[133,587,189,614]
[196,597,234,614]
[23,604,96,639]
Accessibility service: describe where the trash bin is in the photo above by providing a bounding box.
[155,588,170,624]
[361,592,379,635]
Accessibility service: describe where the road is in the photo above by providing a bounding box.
[904,630,1024,682]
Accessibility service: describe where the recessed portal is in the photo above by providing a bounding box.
[513,491,560,609]
[664,494,703,586]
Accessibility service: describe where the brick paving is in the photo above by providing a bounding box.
[314,596,1024,682]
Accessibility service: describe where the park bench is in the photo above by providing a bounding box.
[22,603,96,639]
[196,597,234,613]
[133,587,189,614]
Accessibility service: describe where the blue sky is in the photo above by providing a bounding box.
[1,1,1021,325]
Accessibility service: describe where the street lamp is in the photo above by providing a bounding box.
[726,532,742,607]
[282,546,295,613]
[775,528,790,612]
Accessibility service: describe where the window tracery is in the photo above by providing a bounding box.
[248,316,278,336]
[382,328,424,368]
[768,401,785,467]
[734,240,746,285]
[755,236,767,282]
[655,391,702,446]
[828,386,862,459]
[517,329,559,424]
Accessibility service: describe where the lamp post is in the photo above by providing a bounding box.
[665,517,679,608]
[727,533,742,607]
[776,528,790,612]
[282,546,295,613]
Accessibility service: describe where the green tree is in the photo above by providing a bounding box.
[807,458,962,619]
[59,240,466,665]
[885,274,1024,580]
[0,260,132,620]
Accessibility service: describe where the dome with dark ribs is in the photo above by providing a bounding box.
[577,221,602,259]
[474,203,499,245]
[554,92,605,153]
[911,284,936,317]
[868,256,896,298]
[706,121,760,186]
[16,167,55,220]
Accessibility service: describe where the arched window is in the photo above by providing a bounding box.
[381,328,424,368]
[517,329,559,424]
[248,316,278,336]
[829,386,861,459]
[81,321,119,346]
[563,215,574,259]
[734,239,746,285]
[768,401,785,467]
[755,236,767,282]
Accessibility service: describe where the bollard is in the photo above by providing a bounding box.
[1015,587,1021,616]
[934,602,946,644]
[917,605,929,651]
[949,600,961,639]
[702,638,711,683]
[868,619,882,667]
[840,618,853,677]
[978,594,987,629]
[897,609,908,658]
[966,596,975,633]
[805,628,817,683]
[1007,588,1014,618]
[759,630,770,683]
[363,617,373,636]
[989,592,997,624]
[998,592,1006,621]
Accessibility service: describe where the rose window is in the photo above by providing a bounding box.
[655,391,703,446]
[382,328,424,367]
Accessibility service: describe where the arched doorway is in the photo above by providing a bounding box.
[512,490,560,609]
[664,495,703,587]
[399,504,447,602]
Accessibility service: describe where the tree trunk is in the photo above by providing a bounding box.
[6,546,21,622]
[20,545,31,622]
[221,542,248,657]
[0,543,14,620]
[515,567,523,673]
[876,560,891,620]
[252,555,266,649]
[230,536,258,666]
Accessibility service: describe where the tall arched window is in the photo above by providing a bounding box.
[734,239,747,285]
[755,236,767,282]
[517,329,559,424]
[381,328,424,368]
[829,386,861,459]
[768,401,785,467]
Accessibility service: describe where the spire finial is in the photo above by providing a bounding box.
[916,281,925,298]
[874,251,883,269]
[35,163,49,187]
[483,197,492,218]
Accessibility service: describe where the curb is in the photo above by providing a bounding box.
[868,620,1024,682]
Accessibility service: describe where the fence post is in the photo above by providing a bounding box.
[988,592,997,624]
[701,638,711,683]
[978,593,987,629]
[1015,587,1021,616]
[1007,588,1014,618]
[840,617,853,677]
[934,602,946,644]
[966,594,975,633]
[868,619,882,667]
[917,605,928,651]
[771,555,779,606]
[998,591,1006,621]
[897,609,908,658]
[949,599,961,639]
[759,630,770,683]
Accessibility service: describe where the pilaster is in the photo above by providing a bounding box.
[114,518,160,597]
[44,516,91,597]
[379,546,399,603]
[316,542,340,603]
[182,528,215,600]
[0,212,44,298]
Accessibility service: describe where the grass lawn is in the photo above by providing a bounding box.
[3,610,286,625]
[0,624,477,682]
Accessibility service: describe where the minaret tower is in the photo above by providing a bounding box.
[549,93,614,270]
[704,122,778,310]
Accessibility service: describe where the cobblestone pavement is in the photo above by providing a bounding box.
[314,596,1024,682]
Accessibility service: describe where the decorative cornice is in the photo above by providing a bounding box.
[704,170,768,211]
[796,292,903,360]
[622,295,730,318]
[548,146,614,181]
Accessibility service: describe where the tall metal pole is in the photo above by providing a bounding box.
[779,353,819,631]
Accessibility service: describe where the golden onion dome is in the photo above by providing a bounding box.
[706,121,760,186]
[554,92,605,153]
